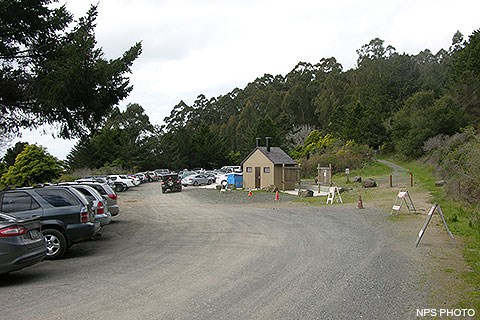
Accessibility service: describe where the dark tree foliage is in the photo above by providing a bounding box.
[66,104,155,171]
[1,141,28,167]
[0,1,142,138]
[450,29,480,123]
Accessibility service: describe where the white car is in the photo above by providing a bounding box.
[107,175,136,188]
[127,175,141,186]
[215,173,229,186]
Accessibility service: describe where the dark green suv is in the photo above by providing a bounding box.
[160,174,182,193]
[0,186,100,259]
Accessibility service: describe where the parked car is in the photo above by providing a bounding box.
[135,173,148,184]
[178,170,196,179]
[65,185,112,227]
[82,176,110,184]
[75,180,119,216]
[145,171,159,182]
[182,174,213,186]
[127,174,141,186]
[0,213,47,274]
[160,173,182,193]
[221,166,242,173]
[107,175,135,191]
[215,173,229,187]
[154,169,170,176]
[0,186,100,260]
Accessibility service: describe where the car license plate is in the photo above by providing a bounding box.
[28,229,41,240]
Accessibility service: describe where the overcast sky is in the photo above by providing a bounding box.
[8,0,480,160]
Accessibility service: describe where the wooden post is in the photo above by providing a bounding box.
[329,163,332,186]
[389,175,393,187]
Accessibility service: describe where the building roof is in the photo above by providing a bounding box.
[241,147,297,165]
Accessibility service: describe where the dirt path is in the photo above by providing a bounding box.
[374,159,474,312]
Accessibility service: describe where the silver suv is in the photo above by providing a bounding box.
[75,180,119,216]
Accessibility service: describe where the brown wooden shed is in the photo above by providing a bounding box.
[241,146,300,191]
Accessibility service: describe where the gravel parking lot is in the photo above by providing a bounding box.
[0,182,439,319]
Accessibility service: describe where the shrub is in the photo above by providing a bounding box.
[299,143,373,178]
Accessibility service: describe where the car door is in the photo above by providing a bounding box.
[0,191,43,219]
[202,175,209,184]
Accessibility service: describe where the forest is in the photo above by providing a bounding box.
[60,29,480,206]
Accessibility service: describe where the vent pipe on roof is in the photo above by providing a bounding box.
[256,137,261,148]
[265,137,271,152]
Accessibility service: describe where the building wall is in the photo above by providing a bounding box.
[243,150,299,190]
[243,150,274,189]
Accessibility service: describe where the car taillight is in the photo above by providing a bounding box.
[0,226,28,237]
[108,193,117,200]
[97,201,105,215]
[81,207,89,223]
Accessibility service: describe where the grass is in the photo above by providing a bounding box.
[295,160,397,209]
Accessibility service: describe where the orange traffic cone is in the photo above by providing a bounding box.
[275,190,280,201]
[358,195,364,209]
[248,189,252,197]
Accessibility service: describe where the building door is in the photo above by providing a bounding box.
[255,167,261,189]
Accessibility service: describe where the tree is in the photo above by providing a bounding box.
[66,103,155,170]
[1,141,28,167]
[1,144,63,187]
[189,124,228,169]
[389,91,466,158]
[0,1,142,138]
[450,29,480,123]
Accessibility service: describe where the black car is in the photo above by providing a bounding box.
[160,174,182,193]
[0,213,47,274]
[0,186,100,259]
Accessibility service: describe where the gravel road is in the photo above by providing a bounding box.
[0,183,429,319]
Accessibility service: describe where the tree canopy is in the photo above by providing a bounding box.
[60,29,480,171]
[0,0,142,138]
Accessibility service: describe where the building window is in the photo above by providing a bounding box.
[246,167,252,173]
[263,167,271,173]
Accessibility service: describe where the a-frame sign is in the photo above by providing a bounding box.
[390,190,416,215]
[415,204,456,247]
[326,187,343,204]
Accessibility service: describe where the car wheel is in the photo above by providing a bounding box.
[221,180,227,187]
[115,184,123,192]
[193,181,199,186]
[207,180,212,185]
[43,229,67,260]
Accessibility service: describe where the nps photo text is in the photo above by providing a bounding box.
[416,308,476,317]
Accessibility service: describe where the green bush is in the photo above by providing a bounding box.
[0,144,63,187]
[299,143,373,178]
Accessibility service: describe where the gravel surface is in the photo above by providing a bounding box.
[0,182,441,319]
